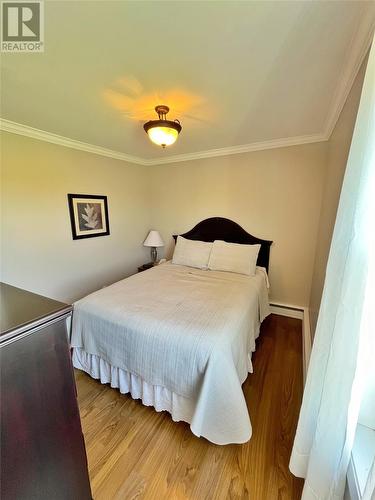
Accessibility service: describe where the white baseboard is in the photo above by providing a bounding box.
[269,302,311,385]
[269,302,304,320]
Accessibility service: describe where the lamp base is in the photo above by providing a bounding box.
[150,247,157,263]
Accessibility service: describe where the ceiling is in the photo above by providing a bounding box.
[1,1,374,164]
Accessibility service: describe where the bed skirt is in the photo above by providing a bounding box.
[73,347,196,422]
[72,347,253,445]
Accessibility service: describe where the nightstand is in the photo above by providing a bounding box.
[138,263,154,273]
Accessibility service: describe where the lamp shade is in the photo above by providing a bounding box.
[143,230,164,248]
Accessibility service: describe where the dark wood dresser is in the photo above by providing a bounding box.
[0,283,92,500]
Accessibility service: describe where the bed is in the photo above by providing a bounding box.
[71,217,272,445]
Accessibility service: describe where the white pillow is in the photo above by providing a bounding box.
[172,236,212,269]
[208,240,261,276]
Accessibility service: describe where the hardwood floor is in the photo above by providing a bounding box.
[75,314,304,500]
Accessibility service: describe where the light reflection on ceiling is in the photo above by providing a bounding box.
[103,76,214,125]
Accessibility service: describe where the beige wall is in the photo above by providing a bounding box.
[0,132,150,303]
[309,60,366,335]
[149,143,327,306]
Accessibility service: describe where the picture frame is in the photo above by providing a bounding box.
[67,194,110,240]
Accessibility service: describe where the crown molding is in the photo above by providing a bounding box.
[0,118,327,166]
[144,133,327,165]
[323,6,375,139]
[0,119,149,166]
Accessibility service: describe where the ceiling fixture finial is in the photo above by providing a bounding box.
[143,105,182,148]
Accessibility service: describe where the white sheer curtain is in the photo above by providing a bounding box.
[289,36,375,500]
[363,457,375,500]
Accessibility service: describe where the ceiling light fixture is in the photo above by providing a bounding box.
[143,105,182,148]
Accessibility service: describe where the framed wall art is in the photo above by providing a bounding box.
[67,194,110,240]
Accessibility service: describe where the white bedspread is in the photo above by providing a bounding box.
[71,262,270,444]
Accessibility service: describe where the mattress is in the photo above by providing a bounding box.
[71,262,270,444]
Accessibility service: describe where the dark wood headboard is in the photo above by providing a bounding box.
[173,217,272,271]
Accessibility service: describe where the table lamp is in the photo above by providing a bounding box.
[143,230,164,263]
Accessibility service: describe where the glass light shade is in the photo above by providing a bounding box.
[147,126,179,147]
